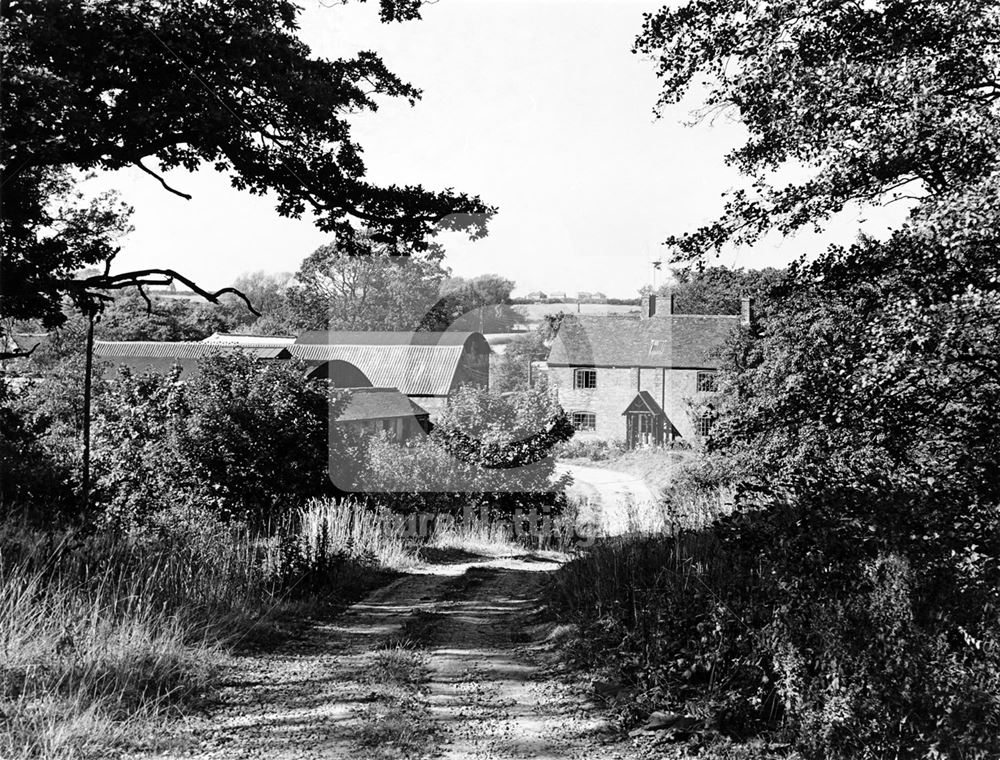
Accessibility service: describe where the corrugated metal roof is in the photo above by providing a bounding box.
[95,342,290,360]
[295,330,483,347]
[291,344,463,396]
[547,314,738,369]
[333,388,429,422]
[201,333,296,346]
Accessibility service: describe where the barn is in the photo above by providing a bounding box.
[94,341,292,376]
[291,331,491,417]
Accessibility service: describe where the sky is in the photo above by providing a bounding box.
[88,0,907,298]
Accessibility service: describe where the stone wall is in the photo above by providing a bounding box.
[549,365,712,441]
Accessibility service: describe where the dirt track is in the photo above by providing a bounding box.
[136,554,636,760]
[557,463,660,534]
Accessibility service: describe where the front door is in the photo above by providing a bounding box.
[626,412,656,448]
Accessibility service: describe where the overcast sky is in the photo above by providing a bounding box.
[90,0,906,298]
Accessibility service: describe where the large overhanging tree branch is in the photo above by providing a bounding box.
[1,0,493,327]
[635,0,1000,261]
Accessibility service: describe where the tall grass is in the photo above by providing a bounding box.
[297,499,418,571]
[0,500,420,759]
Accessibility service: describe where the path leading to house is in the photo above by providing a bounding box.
[557,462,661,535]
[135,553,639,760]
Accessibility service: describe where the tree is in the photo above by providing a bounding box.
[1,0,491,329]
[95,353,343,527]
[435,274,519,333]
[653,266,786,320]
[356,384,573,517]
[636,0,1000,260]
[290,236,449,331]
[491,329,549,394]
[217,271,298,335]
[95,290,231,341]
[636,4,1000,754]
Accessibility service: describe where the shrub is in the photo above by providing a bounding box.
[548,498,1000,758]
[94,353,342,528]
[352,385,574,518]
[554,437,626,461]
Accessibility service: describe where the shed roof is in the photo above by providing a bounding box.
[295,331,482,347]
[333,387,429,422]
[95,342,291,360]
[547,314,738,369]
[292,331,489,397]
[201,333,296,347]
[622,391,666,417]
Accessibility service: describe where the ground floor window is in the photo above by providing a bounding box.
[696,415,712,437]
[572,411,597,431]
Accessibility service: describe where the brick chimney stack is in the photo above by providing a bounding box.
[741,296,753,327]
[642,294,657,319]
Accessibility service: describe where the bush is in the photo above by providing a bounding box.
[93,353,342,528]
[554,438,626,461]
[548,498,1000,758]
[351,385,574,519]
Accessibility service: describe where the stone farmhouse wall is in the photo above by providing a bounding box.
[548,365,708,441]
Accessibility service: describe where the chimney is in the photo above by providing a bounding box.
[642,294,657,319]
[669,293,678,315]
[741,295,753,327]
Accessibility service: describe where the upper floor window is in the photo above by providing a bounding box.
[696,371,718,393]
[573,368,597,389]
[572,411,597,431]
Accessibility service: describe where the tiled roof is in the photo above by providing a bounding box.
[547,314,738,369]
[623,391,666,417]
[334,388,429,422]
[95,342,291,360]
[291,331,490,397]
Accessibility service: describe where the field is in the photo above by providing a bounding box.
[513,302,638,326]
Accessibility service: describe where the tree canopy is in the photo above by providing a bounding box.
[1,0,491,327]
[636,0,1000,259]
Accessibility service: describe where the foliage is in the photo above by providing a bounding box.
[94,353,340,527]
[95,290,233,341]
[637,0,1000,260]
[0,498,405,759]
[289,236,450,331]
[434,274,519,333]
[354,385,573,517]
[490,328,549,393]
[0,380,77,520]
[654,266,787,321]
[553,437,626,461]
[217,270,298,335]
[550,524,1000,758]
[1,0,490,327]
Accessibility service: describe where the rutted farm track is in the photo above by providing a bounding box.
[130,554,636,760]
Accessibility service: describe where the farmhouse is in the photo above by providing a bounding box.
[546,294,749,446]
[292,331,490,417]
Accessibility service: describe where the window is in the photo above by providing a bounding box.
[573,368,597,389]
[696,416,712,438]
[696,371,718,392]
[572,411,597,431]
